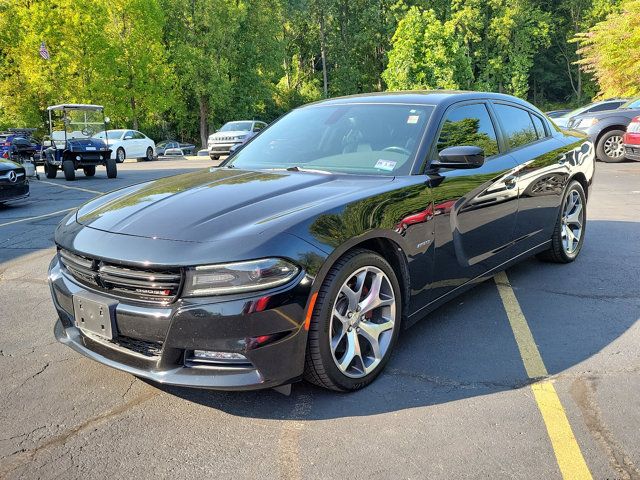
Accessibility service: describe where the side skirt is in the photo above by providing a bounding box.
[404,240,551,329]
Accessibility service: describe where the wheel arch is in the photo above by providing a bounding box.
[594,123,627,148]
[569,172,590,200]
[309,233,412,320]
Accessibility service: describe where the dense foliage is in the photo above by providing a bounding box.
[0,0,631,145]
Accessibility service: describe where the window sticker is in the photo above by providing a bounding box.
[407,115,420,124]
[375,159,397,171]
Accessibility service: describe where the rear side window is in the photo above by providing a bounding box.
[436,103,499,157]
[494,104,538,149]
[531,114,547,139]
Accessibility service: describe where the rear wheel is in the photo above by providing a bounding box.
[83,166,96,177]
[537,180,586,263]
[597,129,626,163]
[62,160,75,181]
[106,157,117,178]
[116,148,125,163]
[44,163,58,179]
[304,249,401,391]
[145,147,154,161]
[210,155,220,160]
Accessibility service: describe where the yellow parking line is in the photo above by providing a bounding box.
[35,179,103,195]
[494,271,592,480]
[0,208,74,228]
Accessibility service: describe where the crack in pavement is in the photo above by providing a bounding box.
[0,389,159,478]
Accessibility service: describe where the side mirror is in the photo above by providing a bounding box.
[432,146,485,169]
[104,117,111,124]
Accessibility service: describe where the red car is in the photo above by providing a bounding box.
[623,116,640,161]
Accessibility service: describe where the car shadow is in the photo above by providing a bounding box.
[155,219,640,419]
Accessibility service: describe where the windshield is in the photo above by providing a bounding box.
[622,97,640,109]
[228,104,433,176]
[220,121,252,132]
[51,109,105,141]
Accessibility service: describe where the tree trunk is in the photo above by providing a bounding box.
[199,96,208,149]
[130,96,138,130]
[319,11,328,98]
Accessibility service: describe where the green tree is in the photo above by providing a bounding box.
[382,7,472,91]
[576,0,640,98]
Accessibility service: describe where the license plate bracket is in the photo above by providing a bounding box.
[73,292,118,340]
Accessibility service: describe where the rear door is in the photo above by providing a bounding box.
[428,101,519,302]
[491,101,573,253]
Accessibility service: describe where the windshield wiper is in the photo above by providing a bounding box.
[284,166,332,174]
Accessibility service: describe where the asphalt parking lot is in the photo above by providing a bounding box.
[1,159,639,479]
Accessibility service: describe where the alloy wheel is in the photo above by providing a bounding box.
[329,266,396,378]
[603,135,624,159]
[561,189,584,254]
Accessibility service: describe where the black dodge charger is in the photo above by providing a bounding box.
[49,91,595,392]
[0,159,29,204]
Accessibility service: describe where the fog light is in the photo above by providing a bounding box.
[192,350,248,363]
[76,155,81,161]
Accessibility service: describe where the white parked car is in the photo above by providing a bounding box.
[93,129,156,163]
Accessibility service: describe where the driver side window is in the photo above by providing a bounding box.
[436,104,499,158]
[124,130,134,140]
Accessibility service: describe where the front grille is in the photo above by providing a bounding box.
[59,249,183,303]
[84,331,163,358]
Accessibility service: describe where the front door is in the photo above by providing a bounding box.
[427,102,520,302]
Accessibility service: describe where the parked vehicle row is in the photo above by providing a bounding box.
[550,98,628,128]
[567,97,640,163]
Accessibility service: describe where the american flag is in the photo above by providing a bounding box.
[39,41,50,60]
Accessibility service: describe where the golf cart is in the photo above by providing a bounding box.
[43,104,115,181]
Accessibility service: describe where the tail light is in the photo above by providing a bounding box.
[628,116,640,133]
[2,151,8,158]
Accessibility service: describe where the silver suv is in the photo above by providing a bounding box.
[207,120,267,160]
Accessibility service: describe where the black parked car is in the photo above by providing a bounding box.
[0,159,29,204]
[49,91,594,392]
[567,97,640,162]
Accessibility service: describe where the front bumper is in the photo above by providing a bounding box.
[0,180,29,202]
[49,256,311,390]
[624,145,640,161]
[208,142,240,156]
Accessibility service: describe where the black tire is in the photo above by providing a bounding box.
[45,163,58,179]
[106,157,117,178]
[62,160,75,181]
[210,155,220,160]
[537,180,587,263]
[596,129,626,163]
[145,147,154,161]
[83,166,96,177]
[304,249,402,392]
[116,148,126,163]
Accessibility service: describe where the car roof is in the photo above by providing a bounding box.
[304,90,537,110]
[47,104,104,111]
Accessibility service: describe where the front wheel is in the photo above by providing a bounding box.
[304,249,402,391]
[44,163,58,179]
[210,155,220,160]
[597,129,626,163]
[106,157,117,178]
[62,160,75,181]
[116,148,126,163]
[537,180,587,263]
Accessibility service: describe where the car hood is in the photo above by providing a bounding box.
[571,107,640,121]
[0,159,21,172]
[76,167,393,243]
[209,130,250,140]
